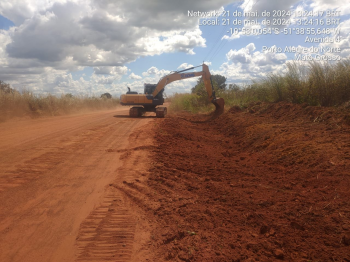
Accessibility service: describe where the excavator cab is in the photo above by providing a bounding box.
[144,84,156,95]
[144,84,164,100]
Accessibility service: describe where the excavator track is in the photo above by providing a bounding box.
[155,107,167,118]
[129,107,144,117]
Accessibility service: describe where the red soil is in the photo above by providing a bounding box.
[127,102,350,261]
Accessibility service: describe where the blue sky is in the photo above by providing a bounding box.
[0,15,14,30]
[0,0,349,96]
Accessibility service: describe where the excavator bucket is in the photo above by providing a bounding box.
[212,97,225,114]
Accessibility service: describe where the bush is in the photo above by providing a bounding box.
[101,93,112,99]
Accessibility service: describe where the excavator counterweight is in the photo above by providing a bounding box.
[120,64,224,117]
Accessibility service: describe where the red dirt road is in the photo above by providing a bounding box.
[0,108,154,262]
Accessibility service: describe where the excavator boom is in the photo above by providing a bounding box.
[120,64,225,117]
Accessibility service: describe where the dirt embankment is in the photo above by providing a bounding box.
[119,102,350,261]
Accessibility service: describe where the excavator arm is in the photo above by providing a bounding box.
[152,64,224,112]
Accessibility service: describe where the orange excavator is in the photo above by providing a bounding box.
[120,64,225,117]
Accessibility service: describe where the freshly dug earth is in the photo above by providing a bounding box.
[121,102,350,261]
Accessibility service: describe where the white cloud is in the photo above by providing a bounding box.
[221,43,288,83]
[0,0,68,25]
[226,43,256,63]
[146,67,160,75]
[140,66,170,78]
[129,73,142,80]
[1,0,226,68]
[240,0,300,16]
[93,66,128,75]
[91,74,119,85]
[1,0,348,95]
[177,63,194,70]
[0,0,237,94]
[319,18,350,58]
[310,0,350,16]
[137,29,206,56]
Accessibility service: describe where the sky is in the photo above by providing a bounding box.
[0,0,349,97]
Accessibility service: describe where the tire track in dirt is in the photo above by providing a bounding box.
[0,109,154,262]
[0,112,116,192]
[0,113,145,193]
[76,189,136,261]
[75,121,155,262]
[0,122,115,192]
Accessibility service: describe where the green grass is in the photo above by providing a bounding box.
[168,60,350,113]
[0,90,119,121]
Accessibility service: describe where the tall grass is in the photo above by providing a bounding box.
[168,93,212,113]
[168,60,350,113]
[0,90,119,121]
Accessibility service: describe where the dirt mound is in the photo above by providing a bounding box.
[242,101,350,126]
[121,102,350,261]
[228,105,242,114]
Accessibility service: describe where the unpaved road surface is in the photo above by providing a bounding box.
[0,108,154,262]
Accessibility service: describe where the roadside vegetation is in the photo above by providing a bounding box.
[0,82,119,122]
[169,60,350,113]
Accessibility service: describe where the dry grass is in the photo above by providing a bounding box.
[0,89,119,122]
[168,60,350,113]
[229,60,350,107]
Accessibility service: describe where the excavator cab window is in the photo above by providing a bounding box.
[144,84,156,94]
[144,84,164,99]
